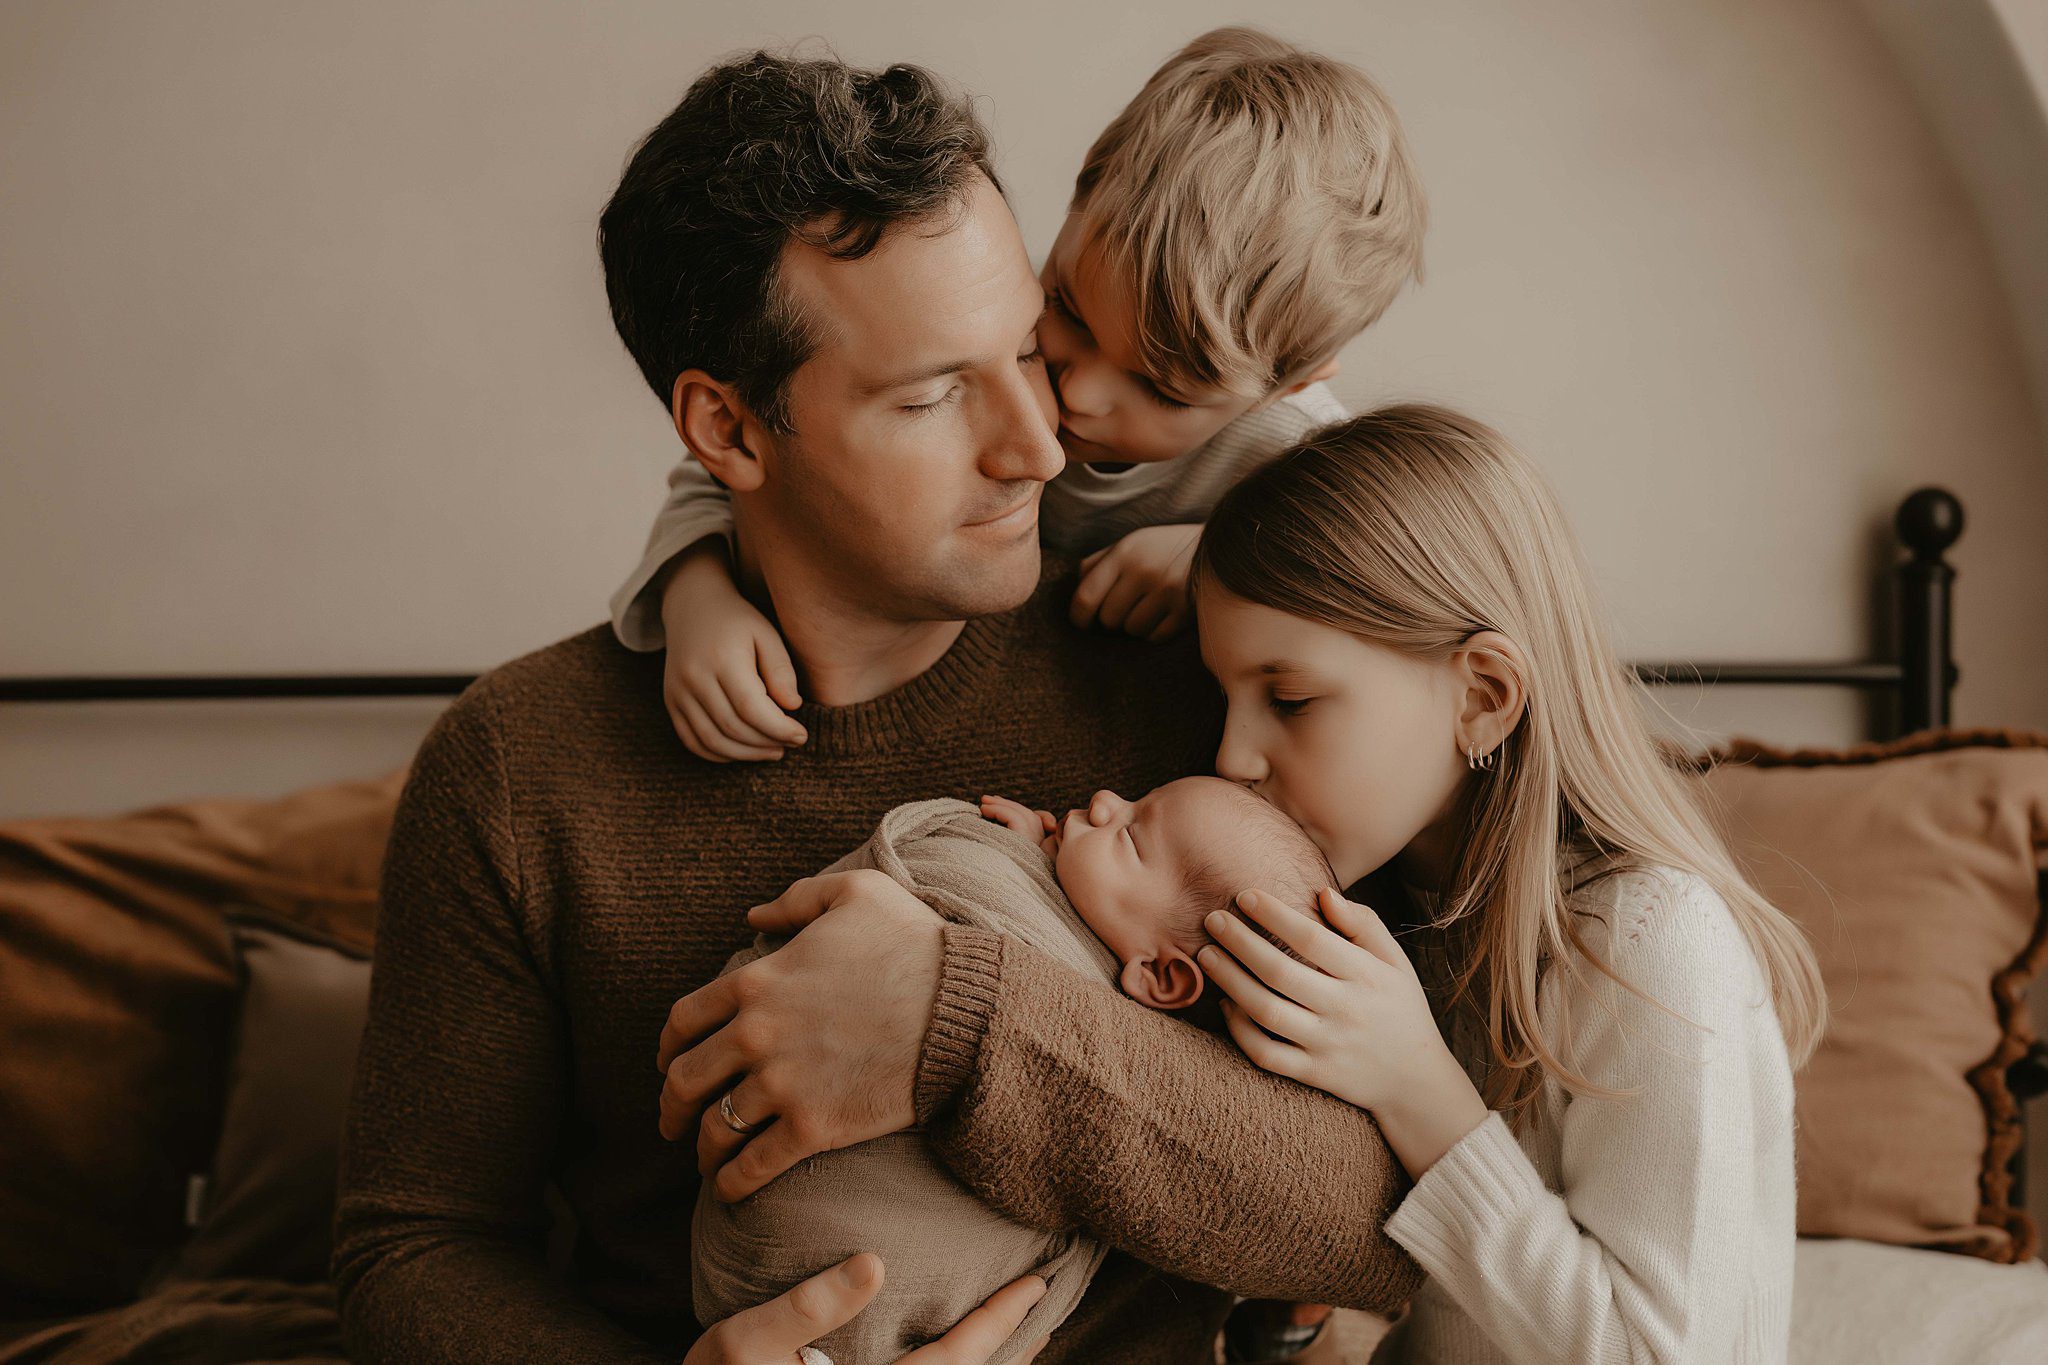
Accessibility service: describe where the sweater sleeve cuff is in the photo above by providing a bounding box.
[913,924,1004,1124]
[1383,1110,1545,1276]
[608,524,738,652]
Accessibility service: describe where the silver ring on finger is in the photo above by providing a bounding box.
[718,1088,763,1136]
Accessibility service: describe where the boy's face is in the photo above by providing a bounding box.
[1037,217,1268,467]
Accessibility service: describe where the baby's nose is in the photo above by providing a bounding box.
[1087,789,1125,825]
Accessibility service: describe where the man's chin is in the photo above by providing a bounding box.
[910,536,1043,620]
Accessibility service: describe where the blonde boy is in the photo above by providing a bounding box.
[610,26,1427,761]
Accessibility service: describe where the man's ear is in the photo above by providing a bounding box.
[1118,946,1206,1011]
[671,369,768,494]
[1450,628,1529,760]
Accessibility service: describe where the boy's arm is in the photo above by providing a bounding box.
[610,455,734,652]
[332,689,672,1364]
[917,925,1424,1315]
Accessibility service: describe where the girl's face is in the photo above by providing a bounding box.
[1198,582,1471,889]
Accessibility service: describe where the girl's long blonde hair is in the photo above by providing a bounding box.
[1191,404,1826,1123]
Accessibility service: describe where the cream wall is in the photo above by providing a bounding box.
[5,0,2048,1230]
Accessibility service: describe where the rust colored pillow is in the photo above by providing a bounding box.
[1697,730,2048,1263]
[0,771,403,1314]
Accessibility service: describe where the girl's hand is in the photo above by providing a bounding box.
[684,1252,1050,1363]
[1198,886,1490,1179]
[658,540,808,763]
[1068,523,1201,642]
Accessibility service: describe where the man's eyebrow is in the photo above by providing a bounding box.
[856,358,988,397]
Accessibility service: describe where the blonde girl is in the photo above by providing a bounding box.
[1187,404,1825,1364]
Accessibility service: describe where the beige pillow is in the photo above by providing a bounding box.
[158,914,372,1286]
[1698,730,2048,1263]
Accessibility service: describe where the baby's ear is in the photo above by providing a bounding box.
[1118,946,1205,1011]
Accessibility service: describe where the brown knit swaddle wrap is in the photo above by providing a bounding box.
[691,799,1119,1364]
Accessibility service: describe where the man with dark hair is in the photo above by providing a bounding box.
[334,50,1417,1363]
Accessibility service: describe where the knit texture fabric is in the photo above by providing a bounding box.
[1373,866,1797,1364]
[1035,382,1348,559]
[334,569,1421,1363]
[690,799,1120,1364]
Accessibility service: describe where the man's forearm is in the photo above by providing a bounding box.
[335,1217,675,1365]
[917,926,1424,1314]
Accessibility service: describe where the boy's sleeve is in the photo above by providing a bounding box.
[331,688,672,1363]
[610,455,735,652]
[913,926,1425,1316]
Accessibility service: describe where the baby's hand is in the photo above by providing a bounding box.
[659,541,807,763]
[1069,523,1202,642]
[978,795,1057,844]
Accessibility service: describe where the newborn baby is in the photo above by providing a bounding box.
[976,780,1332,1014]
[691,777,1334,1365]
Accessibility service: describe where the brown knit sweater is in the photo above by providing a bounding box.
[333,570,1421,1363]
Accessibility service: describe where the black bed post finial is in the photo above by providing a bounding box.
[1895,487,1963,737]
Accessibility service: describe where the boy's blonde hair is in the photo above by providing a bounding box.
[1190,406,1828,1127]
[1070,26,1426,400]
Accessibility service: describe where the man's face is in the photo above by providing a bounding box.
[754,174,1064,623]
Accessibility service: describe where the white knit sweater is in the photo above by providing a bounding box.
[1373,863,1797,1364]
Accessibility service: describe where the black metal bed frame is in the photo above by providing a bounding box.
[5,485,2046,1192]
[0,488,1971,717]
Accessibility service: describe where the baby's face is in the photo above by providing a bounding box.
[1049,776,1247,966]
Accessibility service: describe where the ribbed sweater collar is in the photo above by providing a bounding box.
[788,609,1018,757]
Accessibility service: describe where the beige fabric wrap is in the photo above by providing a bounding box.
[691,798,1119,1364]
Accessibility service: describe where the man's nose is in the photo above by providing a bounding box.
[979,361,1064,485]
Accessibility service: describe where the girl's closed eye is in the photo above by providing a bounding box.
[1269,694,1313,717]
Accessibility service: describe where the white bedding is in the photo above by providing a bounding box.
[1791,1237,2048,1364]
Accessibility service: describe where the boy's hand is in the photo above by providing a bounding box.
[1069,523,1202,642]
[659,540,808,763]
[978,794,1057,842]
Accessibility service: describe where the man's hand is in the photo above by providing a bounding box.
[658,539,808,763]
[685,1252,1050,1363]
[1067,522,1202,642]
[657,870,944,1200]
